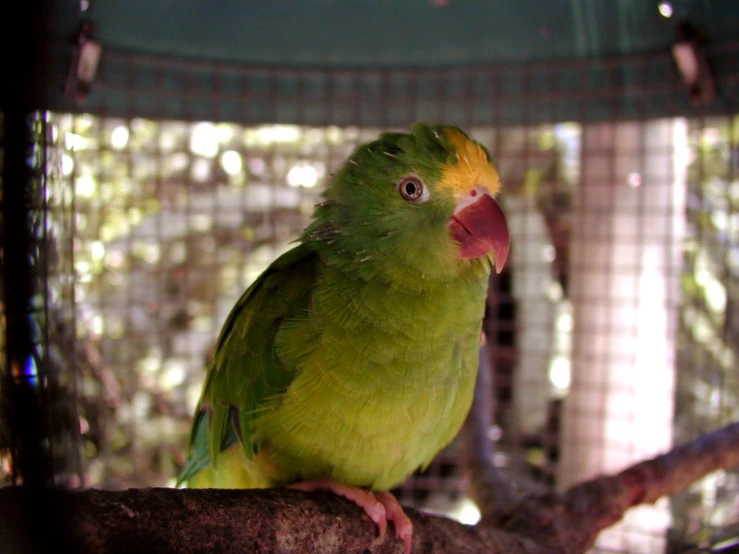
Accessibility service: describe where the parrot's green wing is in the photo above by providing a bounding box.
[178,243,319,484]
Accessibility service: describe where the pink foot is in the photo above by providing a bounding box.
[289,481,413,553]
[376,491,413,554]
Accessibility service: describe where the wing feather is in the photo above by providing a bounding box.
[178,243,318,484]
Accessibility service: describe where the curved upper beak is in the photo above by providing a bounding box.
[447,189,510,273]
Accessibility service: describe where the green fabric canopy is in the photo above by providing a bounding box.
[50,0,738,125]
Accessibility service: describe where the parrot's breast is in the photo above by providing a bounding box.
[256,263,489,490]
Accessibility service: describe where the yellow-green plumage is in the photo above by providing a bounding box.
[179,123,504,492]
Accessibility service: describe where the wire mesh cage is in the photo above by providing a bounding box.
[1,18,738,554]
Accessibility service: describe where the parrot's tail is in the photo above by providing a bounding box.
[177,410,271,489]
[176,411,214,487]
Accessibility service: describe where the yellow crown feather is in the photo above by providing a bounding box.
[437,129,501,198]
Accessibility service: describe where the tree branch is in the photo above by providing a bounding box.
[470,421,739,553]
[556,420,739,552]
[0,422,736,554]
[0,486,545,554]
[461,346,519,522]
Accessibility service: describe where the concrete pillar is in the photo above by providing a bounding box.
[559,118,687,553]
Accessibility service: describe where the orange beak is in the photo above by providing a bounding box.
[448,191,510,273]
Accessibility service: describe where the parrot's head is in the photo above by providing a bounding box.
[306,123,510,282]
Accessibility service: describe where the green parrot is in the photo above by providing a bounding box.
[178,123,510,553]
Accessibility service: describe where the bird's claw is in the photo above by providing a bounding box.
[289,481,412,553]
[376,491,413,554]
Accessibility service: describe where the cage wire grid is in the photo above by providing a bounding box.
[1,39,738,554]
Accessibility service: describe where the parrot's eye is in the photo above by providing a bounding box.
[397,176,427,202]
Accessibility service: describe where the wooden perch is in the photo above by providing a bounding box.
[0,419,737,554]
[1,350,736,553]
[461,350,739,552]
